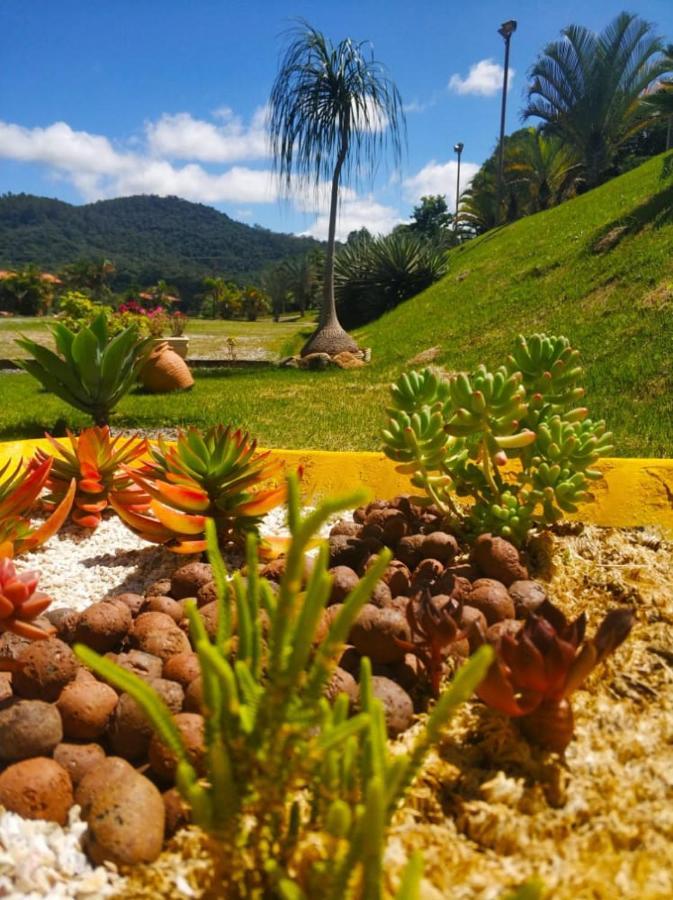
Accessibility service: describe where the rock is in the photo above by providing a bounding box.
[0,632,31,670]
[0,671,12,705]
[432,570,472,602]
[467,579,515,624]
[592,225,628,254]
[380,510,408,547]
[198,600,239,641]
[396,535,426,570]
[13,638,78,701]
[411,558,445,593]
[328,566,360,605]
[196,581,218,607]
[130,613,191,660]
[107,592,146,617]
[163,787,190,838]
[112,649,163,683]
[329,521,363,538]
[328,535,371,570]
[53,742,106,787]
[0,758,73,825]
[147,595,185,623]
[145,579,172,599]
[45,608,81,643]
[76,757,164,865]
[0,699,63,762]
[369,580,393,608]
[487,619,524,645]
[460,605,489,648]
[163,651,201,687]
[324,666,359,706]
[408,346,441,366]
[348,605,410,665]
[381,561,412,597]
[108,678,184,760]
[509,580,547,617]
[148,712,205,782]
[421,532,458,564]
[184,676,203,713]
[75,602,133,653]
[332,351,366,369]
[278,355,300,368]
[470,534,528,587]
[366,677,414,737]
[171,562,213,600]
[56,679,118,740]
[298,352,330,370]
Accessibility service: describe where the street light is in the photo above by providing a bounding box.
[495,19,517,225]
[453,142,464,227]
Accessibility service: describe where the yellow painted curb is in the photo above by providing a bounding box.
[1,439,672,537]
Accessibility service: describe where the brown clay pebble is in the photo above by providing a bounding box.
[13,639,78,701]
[329,521,363,538]
[380,509,408,546]
[509,580,547,617]
[163,651,200,687]
[131,613,191,660]
[467,579,515,624]
[163,787,190,838]
[338,646,362,678]
[348,605,410,665]
[396,534,426,569]
[108,679,184,760]
[184,676,203,712]
[131,610,176,639]
[381,561,412,597]
[170,562,213,600]
[368,676,414,737]
[328,566,360,605]
[0,672,12,705]
[107,592,146,616]
[149,712,205,781]
[53,742,106,787]
[370,580,393,608]
[432,570,472,602]
[57,679,118,740]
[460,605,489,648]
[324,666,359,706]
[76,757,164,865]
[328,535,371,569]
[0,699,62,762]
[387,653,422,692]
[113,649,163,683]
[487,619,524,645]
[145,578,172,598]
[147,595,185,623]
[196,581,218,607]
[75,602,132,653]
[198,600,238,641]
[0,632,31,669]
[45,608,81,643]
[0,757,73,824]
[411,558,445,591]
[470,533,528,586]
[421,532,458,563]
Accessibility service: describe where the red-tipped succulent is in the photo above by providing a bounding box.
[34,426,150,528]
[396,590,464,696]
[0,557,53,641]
[0,456,75,558]
[476,599,634,751]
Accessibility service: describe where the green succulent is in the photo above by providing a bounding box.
[382,333,612,546]
[16,313,152,426]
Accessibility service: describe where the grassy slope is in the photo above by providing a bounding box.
[0,153,671,454]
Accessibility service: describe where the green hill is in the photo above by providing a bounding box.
[0,193,321,306]
[355,151,673,457]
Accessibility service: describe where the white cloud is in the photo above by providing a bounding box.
[302,195,402,241]
[448,59,514,97]
[403,158,480,212]
[145,107,269,163]
[0,121,127,174]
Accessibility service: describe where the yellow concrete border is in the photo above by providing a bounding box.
[1,439,673,537]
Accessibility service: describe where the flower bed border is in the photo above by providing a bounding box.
[2,439,673,537]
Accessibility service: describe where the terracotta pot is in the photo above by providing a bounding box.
[152,337,189,359]
[140,344,194,393]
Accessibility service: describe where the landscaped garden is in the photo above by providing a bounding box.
[1,8,673,900]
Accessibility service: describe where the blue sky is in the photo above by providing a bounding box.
[2,0,670,239]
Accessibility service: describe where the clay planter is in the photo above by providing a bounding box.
[140,343,194,393]
[151,336,189,359]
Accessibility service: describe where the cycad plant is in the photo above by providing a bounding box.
[77,476,492,898]
[524,12,668,189]
[16,313,152,426]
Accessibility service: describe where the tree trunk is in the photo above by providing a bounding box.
[301,140,358,358]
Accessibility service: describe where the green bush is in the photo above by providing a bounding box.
[77,476,491,898]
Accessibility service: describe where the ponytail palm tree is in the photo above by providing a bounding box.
[524,12,668,189]
[269,22,405,356]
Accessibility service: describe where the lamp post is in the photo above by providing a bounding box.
[495,19,517,225]
[453,142,464,227]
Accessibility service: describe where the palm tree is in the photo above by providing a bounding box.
[506,129,580,213]
[524,12,668,189]
[281,252,322,316]
[269,22,405,356]
[641,44,673,151]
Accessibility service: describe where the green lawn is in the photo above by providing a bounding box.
[1,152,672,455]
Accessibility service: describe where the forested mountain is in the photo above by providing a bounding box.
[0,193,321,303]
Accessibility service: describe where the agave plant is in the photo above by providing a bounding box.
[0,456,75,558]
[0,557,53,641]
[16,313,152,426]
[475,600,634,751]
[111,425,288,553]
[33,427,150,529]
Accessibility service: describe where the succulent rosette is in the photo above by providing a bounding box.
[476,599,634,751]
[0,557,52,640]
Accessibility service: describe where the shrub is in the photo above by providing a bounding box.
[382,333,612,546]
[77,476,492,897]
[335,232,448,328]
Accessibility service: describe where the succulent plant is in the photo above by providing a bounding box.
[111,425,288,553]
[34,427,150,528]
[382,333,613,546]
[395,591,464,696]
[0,456,75,558]
[16,313,153,426]
[475,599,634,751]
[0,557,53,641]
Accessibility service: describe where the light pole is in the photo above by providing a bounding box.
[495,19,517,225]
[453,142,464,227]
